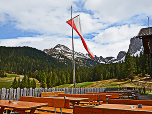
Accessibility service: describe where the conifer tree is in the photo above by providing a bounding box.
[47,79,52,88]
[27,77,31,88]
[11,77,18,89]
[23,75,28,88]
[124,52,134,81]
[41,72,47,88]
[31,79,36,88]
[18,78,21,87]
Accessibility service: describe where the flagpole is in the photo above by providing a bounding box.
[71,6,75,88]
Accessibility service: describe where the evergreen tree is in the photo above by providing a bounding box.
[18,78,21,87]
[124,52,134,81]
[11,77,18,89]
[27,77,31,88]
[47,79,52,88]
[31,79,36,88]
[41,72,47,88]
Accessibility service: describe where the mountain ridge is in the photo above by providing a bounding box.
[43,37,143,64]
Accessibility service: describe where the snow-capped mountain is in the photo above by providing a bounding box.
[43,44,102,67]
[43,37,143,65]
[43,44,90,59]
[106,37,143,63]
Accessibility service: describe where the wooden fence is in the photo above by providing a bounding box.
[0,87,145,101]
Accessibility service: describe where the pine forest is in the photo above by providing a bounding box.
[0,46,151,89]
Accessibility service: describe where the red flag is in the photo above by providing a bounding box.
[66,15,94,59]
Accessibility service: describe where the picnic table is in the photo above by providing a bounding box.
[0,100,48,114]
[106,90,140,99]
[96,104,152,112]
[106,95,113,98]
[74,104,152,114]
[42,96,89,106]
[66,97,89,106]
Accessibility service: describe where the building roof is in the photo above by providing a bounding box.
[136,27,152,54]
[137,27,152,37]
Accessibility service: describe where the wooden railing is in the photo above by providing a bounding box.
[0,87,145,100]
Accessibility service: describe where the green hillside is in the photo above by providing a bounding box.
[0,46,151,89]
[0,74,139,89]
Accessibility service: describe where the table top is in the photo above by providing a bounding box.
[106,95,113,97]
[0,100,48,110]
[106,91,131,93]
[107,90,139,93]
[43,96,89,101]
[66,97,89,101]
[95,104,152,112]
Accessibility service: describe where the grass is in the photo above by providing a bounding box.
[54,79,140,88]
[71,82,94,88]
[7,74,20,78]
[56,82,94,88]
[102,82,121,87]
[0,74,20,89]
[0,82,12,89]
[144,91,152,95]
[55,84,72,88]
[0,74,144,89]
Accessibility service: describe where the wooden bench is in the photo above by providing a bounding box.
[58,94,107,105]
[86,93,120,99]
[41,91,65,97]
[35,98,65,114]
[108,99,152,105]
[73,104,152,114]
[20,96,73,114]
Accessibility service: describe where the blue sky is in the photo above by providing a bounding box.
[0,0,151,57]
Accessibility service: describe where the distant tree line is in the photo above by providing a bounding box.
[0,46,151,88]
[0,69,7,77]
[11,75,36,89]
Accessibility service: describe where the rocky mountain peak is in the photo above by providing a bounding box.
[117,51,126,60]
[128,38,142,55]
[53,44,70,51]
[43,37,143,65]
[43,44,91,60]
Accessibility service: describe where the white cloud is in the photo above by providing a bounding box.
[0,0,151,58]
[0,0,78,35]
[93,24,143,44]
[84,0,152,24]
[0,34,131,58]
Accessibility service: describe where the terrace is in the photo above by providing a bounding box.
[0,87,151,114]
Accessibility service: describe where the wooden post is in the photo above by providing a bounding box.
[52,88,55,92]
[35,88,38,97]
[17,87,20,101]
[32,89,35,96]
[6,89,9,100]
[45,88,47,92]
[71,88,73,94]
[27,88,29,96]
[9,88,13,100]
[1,88,6,100]
[48,88,51,92]
[29,88,32,96]
[21,89,23,96]
[23,88,27,96]
[37,88,40,97]
[13,89,16,100]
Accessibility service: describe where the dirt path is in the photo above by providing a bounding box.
[89,79,117,88]
[123,83,134,87]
